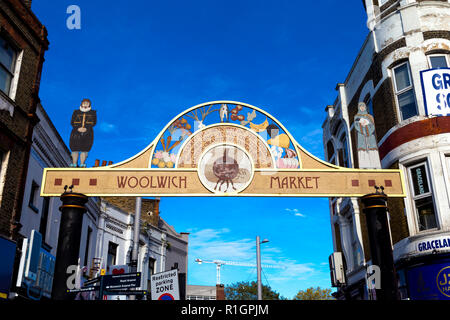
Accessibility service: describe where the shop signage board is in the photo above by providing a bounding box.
[0,236,16,299]
[41,101,406,198]
[421,68,450,116]
[150,269,180,300]
[407,259,450,300]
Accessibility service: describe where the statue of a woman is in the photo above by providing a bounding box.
[354,102,381,169]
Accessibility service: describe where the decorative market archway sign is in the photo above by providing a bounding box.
[41,101,406,197]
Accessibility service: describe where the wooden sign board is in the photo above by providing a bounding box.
[41,101,406,198]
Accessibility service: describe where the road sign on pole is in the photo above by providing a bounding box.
[150,269,180,300]
[102,272,141,290]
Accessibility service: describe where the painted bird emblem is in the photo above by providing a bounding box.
[212,149,239,192]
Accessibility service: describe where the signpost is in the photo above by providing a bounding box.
[68,272,143,299]
[102,272,141,291]
[150,269,180,300]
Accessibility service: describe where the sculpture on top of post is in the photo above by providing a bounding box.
[69,98,97,168]
[354,102,381,169]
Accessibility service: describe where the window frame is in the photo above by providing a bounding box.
[427,53,449,69]
[107,241,118,267]
[407,161,439,232]
[392,61,418,121]
[0,35,18,96]
[28,181,40,213]
[338,132,350,168]
[327,140,336,165]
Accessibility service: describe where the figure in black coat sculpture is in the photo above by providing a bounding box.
[69,99,97,167]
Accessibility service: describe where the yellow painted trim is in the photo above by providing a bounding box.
[42,193,407,198]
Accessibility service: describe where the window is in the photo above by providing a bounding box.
[147,258,156,290]
[428,54,449,69]
[39,197,50,242]
[0,36,17,95]
[363,94,374,117]
[28,181,40,213]
[338,133,350,168]
[84,227,92,267]
[408,162,438,231]
[107,242,118,267]
[327,141,336,165]
[393,62,418,121]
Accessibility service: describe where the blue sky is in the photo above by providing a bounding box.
[32,1,368,299]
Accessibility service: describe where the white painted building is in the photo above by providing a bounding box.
[323,0,450,300]
[95,198,188,300]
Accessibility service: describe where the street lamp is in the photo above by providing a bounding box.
[256,236,269,300]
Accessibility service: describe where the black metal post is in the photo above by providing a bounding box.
[51,192,88,300]
[361,193,399,300]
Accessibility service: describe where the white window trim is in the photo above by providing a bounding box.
[8,50,23,101]
[427,53,449,69]
[439,151,450,211]
[406,160,439,233]
[391,61,418,122]
[327,139,336,165]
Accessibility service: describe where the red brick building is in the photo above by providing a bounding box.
[0,0,48,241]
[323,0,450,299]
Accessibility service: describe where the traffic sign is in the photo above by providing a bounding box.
[150,269,180,300]
[103,272,141,290]
[104,290,148,296]
[67,286,96,293]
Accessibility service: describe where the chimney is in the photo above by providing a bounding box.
[325,105,335,118]
[22,0,32,9]
[216,284,225,300]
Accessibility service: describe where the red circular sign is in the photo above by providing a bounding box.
[158,293,174,300]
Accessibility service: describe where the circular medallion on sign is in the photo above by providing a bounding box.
[158,293,175,300]
[198,144,254,194]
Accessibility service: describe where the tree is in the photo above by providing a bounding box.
[225,281,286,300]
[293,287,335,300]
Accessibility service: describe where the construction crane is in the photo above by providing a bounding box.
[195,258,283,285]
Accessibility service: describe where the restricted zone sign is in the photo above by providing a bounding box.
[41,101,406,198]
[150,269,180,300]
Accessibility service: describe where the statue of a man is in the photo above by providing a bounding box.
[354,102,381,169]
[69,99,97,167]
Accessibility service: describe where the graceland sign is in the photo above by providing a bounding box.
[41,101,406,197]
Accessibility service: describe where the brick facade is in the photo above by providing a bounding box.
[0,0,48,240]
[101,196,161,228]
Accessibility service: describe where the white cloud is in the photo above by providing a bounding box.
[188,228,324,295]
[285,208,306,218]
[98,122,117,133]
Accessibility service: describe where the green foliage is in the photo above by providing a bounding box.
[225,281,286,300]
[293,287,335,300]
